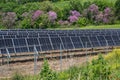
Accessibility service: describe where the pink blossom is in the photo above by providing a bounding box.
[32,10,43,20]
[104,7,111,14]
[95,12,104,22]
[68,15,78,23]
[88,4,99,14]
[48,11,57,22]
[70,10,81,17]
[58,20,69,25]
[103,18,109,23]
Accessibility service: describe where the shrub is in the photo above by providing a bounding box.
[14,2,40,15]
[32,14,48,29]
[20,18,32,29]
[40,1,54,12]
[69,0,83,13]
[68,15,78,23]
[95,12,104,24]
[56,7,70,20]
[115,0,120,20]
[77,17,88,27]
[83,4,99,24]
[48,11,57,23]
[68,10,81,24]
[12,72,24,80]
[70,10,81,17]
[0,2,18,12]
[58,20,69,26]
[81,54,111,80]
[2,12,17,29]
[93,0,114,11]
[40,59,58,80]
[83,1,92,9]
[32,10,43,20]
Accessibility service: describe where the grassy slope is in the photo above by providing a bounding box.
[49,24,120,30]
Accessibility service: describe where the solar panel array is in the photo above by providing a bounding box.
[0,29,120,54]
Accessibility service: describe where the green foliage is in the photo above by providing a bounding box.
[14,3,40,15]
[12,72,24,80]
[77,17,89,27]
[20,18,32,29]
[83,1,92,9]
[81,54,111,80]
[58,72,70,80]
[33,14,48,29]
[115,0,120,20]
[53,5,70,20]
[40,59,58,80]
[0,2,18,12]
[69,0,83,13]
[93,0,114,11]
[40,1,54,12]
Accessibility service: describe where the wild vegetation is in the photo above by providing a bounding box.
[3,49,119,80]
[0,0,120,29]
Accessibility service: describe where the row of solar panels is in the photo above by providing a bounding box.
[0,34,120,39]
[0,29,120,35]
[0,35,120,54]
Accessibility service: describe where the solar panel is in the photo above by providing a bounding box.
[4,39,13,47]
[27,38,39,46]
[0,39,5,48]
[8,48,15,53]
[71,37,83,48]
[50,37,63,50]
[13,38,27,47]
[80,36,92,48]
[89,36,100,47]
[1,29,120,54]
[39,38,53,51]
[97,36,106,47]
[104,36,115,46]
[60,37,74,49]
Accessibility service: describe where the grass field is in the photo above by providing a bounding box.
[49,24,120,30]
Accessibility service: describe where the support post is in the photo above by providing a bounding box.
[6,48,11,69]
[106,40,108,54]
[85,42,88,63]
[34,45,38,75]
[1,50,4,65]
[60,44,62,71]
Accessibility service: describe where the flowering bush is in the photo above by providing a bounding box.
[84,4,114,25]
[58,20,69,25]
[70,10,81,17]
[32,10,43,20]
[103,7,114,24]
[95,12,104,24]
[2,12,17,29]
[68,15,78,23]
[88,4,99,14]
[95,7,114,24]
[87,4,99,20]
[68,10,81,24]
[48,11,57,23]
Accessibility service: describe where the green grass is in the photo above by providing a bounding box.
[49,24,120,30]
